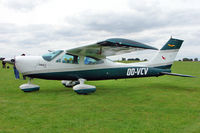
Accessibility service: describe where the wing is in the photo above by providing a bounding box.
[66,38,158,59]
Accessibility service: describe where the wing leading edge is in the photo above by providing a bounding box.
[67,38,158,59]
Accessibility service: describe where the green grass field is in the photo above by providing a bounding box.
[0,61,200,133]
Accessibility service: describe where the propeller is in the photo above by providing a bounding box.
[1,53,25,64]
[1,54,25,79]
[0,57,5,61]
[2,57,15,64]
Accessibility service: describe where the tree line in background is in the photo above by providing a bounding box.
[1,57,199,62]
[121,57,199,62]
[121,58,148,61]
[179,58,199,61]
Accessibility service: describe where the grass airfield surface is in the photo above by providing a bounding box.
[0,61,200,133]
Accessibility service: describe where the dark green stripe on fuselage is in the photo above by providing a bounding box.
[27,67,171,81]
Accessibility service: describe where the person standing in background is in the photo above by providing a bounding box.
[13,63,20,79]
[2,61,6,69]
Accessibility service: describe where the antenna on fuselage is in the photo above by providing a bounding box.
[48,50,54,52]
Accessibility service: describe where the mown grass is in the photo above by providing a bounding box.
[0,61,200,133]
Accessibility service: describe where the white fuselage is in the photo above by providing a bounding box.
[15,48,176,81]
[15,52,143,76]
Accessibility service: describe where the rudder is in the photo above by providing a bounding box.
[146,38,184,69]
[160,38,183,50]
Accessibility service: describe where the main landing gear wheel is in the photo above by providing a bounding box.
[73,79,96,95]
[19,78,40,92]
[61,80,80,87]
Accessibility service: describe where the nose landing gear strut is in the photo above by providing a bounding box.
[19,78,40,92]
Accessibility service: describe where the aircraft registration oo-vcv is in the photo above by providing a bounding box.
[5,37,195,94]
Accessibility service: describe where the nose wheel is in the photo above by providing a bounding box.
[19,78,40,92]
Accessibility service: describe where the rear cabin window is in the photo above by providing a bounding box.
[56,53,79,64]
[42,50,63,61]
[84,57,104,65]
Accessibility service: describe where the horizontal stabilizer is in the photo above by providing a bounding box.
[161,72,196,78]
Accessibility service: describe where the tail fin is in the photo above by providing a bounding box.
[146,38,184,69]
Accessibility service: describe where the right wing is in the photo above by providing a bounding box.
[66,38,158,59]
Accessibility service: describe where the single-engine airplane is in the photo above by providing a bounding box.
[3,37,194,94]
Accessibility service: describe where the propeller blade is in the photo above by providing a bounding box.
[3,58,15,64]
[0,57,5,61]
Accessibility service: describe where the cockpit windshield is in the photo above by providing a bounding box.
[42,50,63,61]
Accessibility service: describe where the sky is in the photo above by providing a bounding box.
[0,0,199,60]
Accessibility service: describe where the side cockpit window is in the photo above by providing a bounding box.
[84,56,104,65]
[56,53,79,64]
[42,50,63,61]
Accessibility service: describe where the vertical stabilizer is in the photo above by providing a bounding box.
[146,38,184,69]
